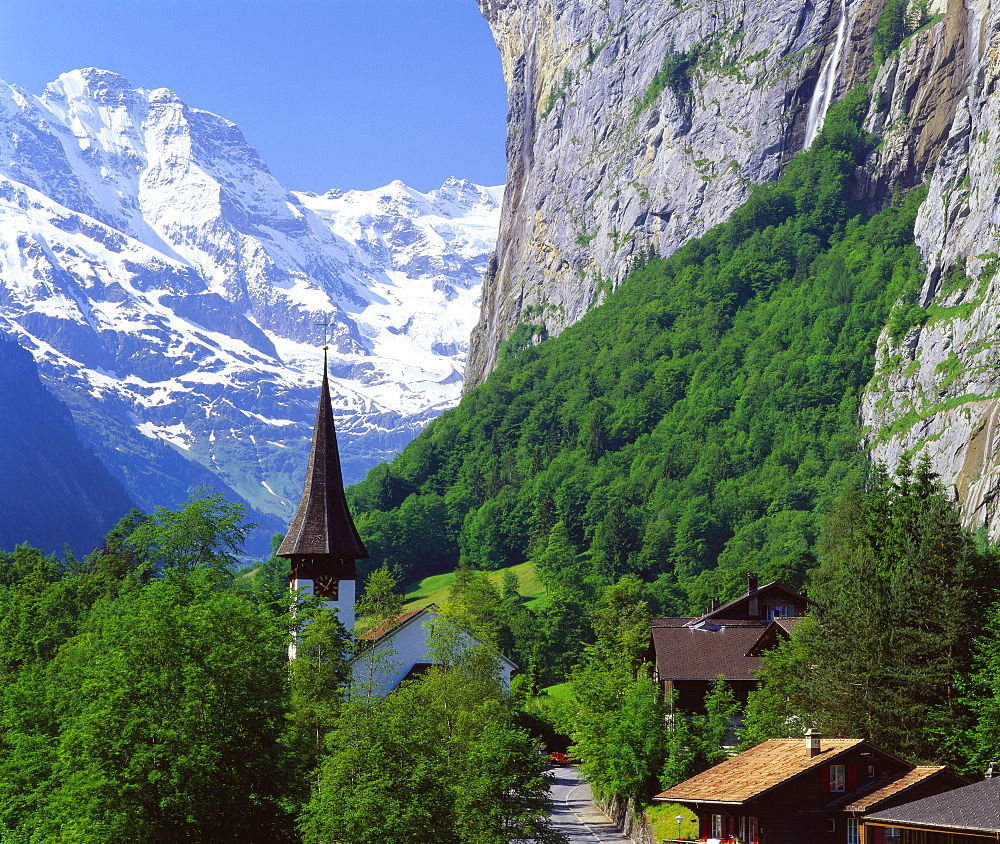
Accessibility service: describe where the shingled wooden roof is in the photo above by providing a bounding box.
[841,766,951,812]
[277,353,367,560]
[655,738,865,804]
[357,608,427,645]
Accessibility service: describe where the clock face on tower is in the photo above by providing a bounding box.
[314,575,339,600]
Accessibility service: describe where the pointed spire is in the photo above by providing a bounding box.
[278,349,367,564]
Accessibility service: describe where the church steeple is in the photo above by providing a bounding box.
[278,349,367,629]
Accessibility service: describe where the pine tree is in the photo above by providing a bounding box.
[807,461,999,762]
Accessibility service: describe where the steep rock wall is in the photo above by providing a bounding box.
[861,0,1000,532]
[857,0,977,203]
[468,0,879,388]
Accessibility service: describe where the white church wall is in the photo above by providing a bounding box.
[350,609,517,698]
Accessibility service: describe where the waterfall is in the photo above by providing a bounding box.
[803,0,848,149]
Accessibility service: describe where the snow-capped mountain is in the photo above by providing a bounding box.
[0,68,501,549]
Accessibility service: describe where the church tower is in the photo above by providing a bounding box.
[277,349,367,632]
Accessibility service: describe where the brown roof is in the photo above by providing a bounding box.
[651,624,765,680]
[655,739,865,804]
[277,352,368,560]
[865,777,1000,833]
[357,608,427,644]
[774,617,804,634]
[842,766,950,812]
[652,618,697,628]
[745,617,804,657]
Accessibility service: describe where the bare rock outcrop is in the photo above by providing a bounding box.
[861,0,1000,532]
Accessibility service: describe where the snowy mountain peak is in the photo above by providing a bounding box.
[0,69,503,551]
[45,68,138,107]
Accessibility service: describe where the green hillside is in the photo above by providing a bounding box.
[348,88,925,628]
[402,561,546,612]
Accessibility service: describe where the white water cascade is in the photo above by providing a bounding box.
[803,0,849,148]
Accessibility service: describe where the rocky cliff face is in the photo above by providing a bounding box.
[861,0,1000,534]
[467,0,882,388]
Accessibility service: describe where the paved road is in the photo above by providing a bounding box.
[547,766,632,843]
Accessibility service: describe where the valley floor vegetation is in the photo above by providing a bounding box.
[0,495,563,844]
[556,460,1000,819]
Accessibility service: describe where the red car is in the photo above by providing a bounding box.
[549,751,571,765]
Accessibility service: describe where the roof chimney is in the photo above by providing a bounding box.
[986,762,999,779]
[748,573,758,593]
[805,728,822,758]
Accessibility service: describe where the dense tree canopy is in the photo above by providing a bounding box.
[741,461,1000,768]
[0,498,301,843]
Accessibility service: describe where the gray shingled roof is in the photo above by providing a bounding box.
[865,777,1000,833]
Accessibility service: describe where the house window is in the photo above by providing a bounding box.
[847,818,859,844]
[829,764,846,792]
[885,827,901,841]
[765,605,788,619]
[712,815,723,837]
[826,818,837,832]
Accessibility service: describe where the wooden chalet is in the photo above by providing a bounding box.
[862,770,1000,843]
[839,766,968,843]
[649,575,812,712]
[655,731,964,844]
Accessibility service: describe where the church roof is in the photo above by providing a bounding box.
[277,352,367,559]
[358,608,429,645]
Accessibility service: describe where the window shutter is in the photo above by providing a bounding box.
[821,765,831,792]
[700,815,710,838]
[847,764,857,791]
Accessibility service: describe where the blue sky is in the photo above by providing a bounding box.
[0,0,508,193]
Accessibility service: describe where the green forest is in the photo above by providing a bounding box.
[0,497,561,843]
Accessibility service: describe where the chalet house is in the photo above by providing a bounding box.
[648,575,812,712]
[863,769,1000,843]
[350,604,518,697]
[655,731,965,844]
